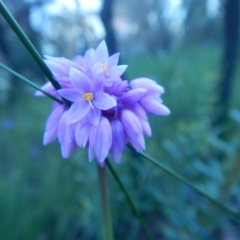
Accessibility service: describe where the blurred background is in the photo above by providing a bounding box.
[1,0,240,239]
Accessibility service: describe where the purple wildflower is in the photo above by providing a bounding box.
[57,68,116,125]
[84,40,128,86]
[36,40,170,165]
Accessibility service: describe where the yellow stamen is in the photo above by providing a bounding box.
[83,92,94,101]
[102,64,108,74]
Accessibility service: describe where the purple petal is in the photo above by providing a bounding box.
[93,62,103,75]
[35,82,56,97]
[107,65,128,79]
[130,78,165,95]
[67,101,91,124]
[88,108,101,126]
[94,40,109,63]
[69,68,91,92]
[140,118,152,136]
[58,111,68,143]
[129,135,145,151]
[54,76,71,83]
[140,97,170,115]
[93,92,116,110]
[89,125,97,145]
[121,88,147,105]
[85,50,95,70]
[61,139,76,159]
[75,122,90,147]
[45,104,65,131]
[88,143,95,162]
[121,109,143,136]
[57,89,81,102]
[44,60,69,76]
[94,117,112,162]
[108,53,120,68]
[58,112,76,158]
[43,127,58,145]
[130,103,148,120]
[92,74,104,92]
[110,120,125,163]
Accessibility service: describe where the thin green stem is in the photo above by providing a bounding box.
[97,165,114,240]
[0,62,62,103]
[128,146,240,221]
[106,160,153,240]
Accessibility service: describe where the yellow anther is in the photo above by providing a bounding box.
[102,64,108,74]
[83,92,94,101]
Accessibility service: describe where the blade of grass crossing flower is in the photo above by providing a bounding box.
[97,165,114,240]
[131,148,240,221]
[106,160,154,240]
[0,62,62,103]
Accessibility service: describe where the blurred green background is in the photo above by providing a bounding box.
[1,0,240,239]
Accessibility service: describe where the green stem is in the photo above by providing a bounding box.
[129,147,240,221]
[106,160,153,240]
[97,165,114,240]
[0,2,61,91]
[0,62,62,103]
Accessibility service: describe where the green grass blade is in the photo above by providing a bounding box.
[106,160,154,240]
[0,62,63,103]
[128,146,240,221]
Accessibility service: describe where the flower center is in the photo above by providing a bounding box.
[82,92,94,101]
[102,64,108,74]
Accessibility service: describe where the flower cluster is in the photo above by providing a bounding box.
[36,41,170,165]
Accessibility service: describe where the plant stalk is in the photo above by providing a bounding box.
[97,164,114,240]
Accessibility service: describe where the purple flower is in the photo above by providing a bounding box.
[84,41,128,86]
[57,68,116,125]
[36,40,170,165]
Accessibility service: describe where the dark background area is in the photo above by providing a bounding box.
[1,0,240,239]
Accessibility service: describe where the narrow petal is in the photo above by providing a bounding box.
[44,60,69,76]
[69,68,91,92]
[89,125,97,145]
[121,109,142,136]
[94,117,112,162]
[58,111,68,143]
[94,40,109,63]
[130,103,148,120]
[88,108,101,126]
[61,140,76,159]
[140,118,152,137]
[121,88,147,105]
[57,89,81,102]
[35,82,56,97]
[93,62,103,75]
[108,53,120,68]
[58,112,76,158]
[130,78,165,95]
[75,122,90,147]
[106,65,128,79]
[88,143,95,162]
[43,126,58,145]
[130,135,145,152]
[140,97,170,115]
[67,101,91,124]
[110,120,125,163]
[93,92,116,110]
[85,50,95,70]
[45,104,65,131]
[92,74,104,92]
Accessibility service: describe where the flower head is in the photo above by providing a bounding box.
[36,40,170,165]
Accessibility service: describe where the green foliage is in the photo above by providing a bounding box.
[1,45,240,239]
